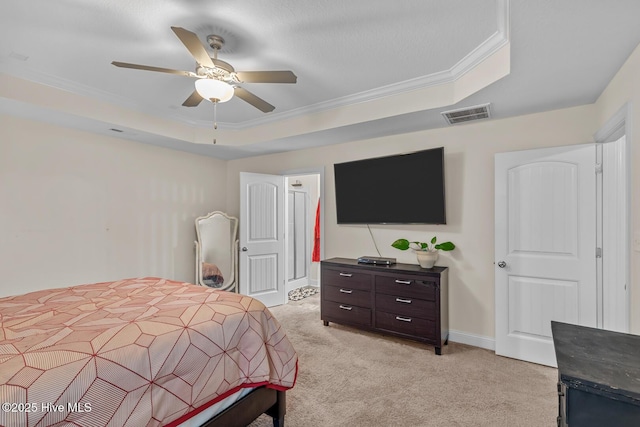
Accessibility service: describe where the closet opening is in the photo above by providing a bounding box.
[284,172,322,301]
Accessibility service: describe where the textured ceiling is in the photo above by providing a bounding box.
[1,1,640,159]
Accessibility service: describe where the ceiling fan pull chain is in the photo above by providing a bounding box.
[213,100,218,144]
[213,99,218,129]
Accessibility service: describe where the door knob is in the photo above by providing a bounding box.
[241,247,248,252]
[497,261,507,268]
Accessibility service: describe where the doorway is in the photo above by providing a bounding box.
[494,144,598,367]
[594,103,631,333]
[495,131,630,366]
[238,169,324,307]
[284,173,322,296]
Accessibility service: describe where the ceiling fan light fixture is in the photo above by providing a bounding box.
[195,79,234,103]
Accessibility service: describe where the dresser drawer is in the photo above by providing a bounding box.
[322,301,371,327]
[375,311,436,340]
[375,275,436,301]
[323,285,371,308]
[375,293,435,319]
[322,268,372,291]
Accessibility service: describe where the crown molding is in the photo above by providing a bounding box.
[1,0,510,132]
[209,0,511,130]
[0,60,134,109]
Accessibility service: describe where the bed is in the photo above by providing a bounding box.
[0,277,298,427]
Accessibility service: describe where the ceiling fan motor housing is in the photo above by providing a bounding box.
[207,34,225,51]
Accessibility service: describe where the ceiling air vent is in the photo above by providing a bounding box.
[441,103,491,125]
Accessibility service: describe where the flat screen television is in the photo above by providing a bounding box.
[334,147,446,224]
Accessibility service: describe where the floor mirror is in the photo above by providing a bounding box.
[195,211,239,292]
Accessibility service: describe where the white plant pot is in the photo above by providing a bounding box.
[414,250,438,269]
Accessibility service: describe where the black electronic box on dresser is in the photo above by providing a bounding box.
[552,321,640,427]
[320,257,448,354]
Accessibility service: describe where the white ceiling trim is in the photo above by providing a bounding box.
[0,1,510,134]
[450,0,510,81]
[0,61,180,124]
[207,0,510,131]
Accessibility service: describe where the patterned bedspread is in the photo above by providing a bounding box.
[0,278,298,426]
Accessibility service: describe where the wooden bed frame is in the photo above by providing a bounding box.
[201,387,286,427]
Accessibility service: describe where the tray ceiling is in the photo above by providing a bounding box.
[1,1,640,159]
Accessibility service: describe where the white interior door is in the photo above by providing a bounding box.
[495,144,597,367]
[239,172,286,307]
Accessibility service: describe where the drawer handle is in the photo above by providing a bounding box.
[395,279,412,285]
[339,289,353,294]
[339,273,353,277]
[339,305,353,311]
[395,316,412,323]
[395,297,412,304]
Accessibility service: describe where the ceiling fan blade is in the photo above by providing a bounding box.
[182,90,204,107]
[171,26,215,68]
[111,61,197,77]
[235,70,297,84]
[234,87,275,113]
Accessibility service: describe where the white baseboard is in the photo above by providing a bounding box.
[448,329,495,351]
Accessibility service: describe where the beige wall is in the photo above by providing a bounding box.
[0,115,227,297]
[3,42,638,340]
[227,104,597,339]
[593,42,640,332]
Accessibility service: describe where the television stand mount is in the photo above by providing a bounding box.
[357,256,396,265]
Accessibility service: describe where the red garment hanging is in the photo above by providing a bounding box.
[312,200,321,262]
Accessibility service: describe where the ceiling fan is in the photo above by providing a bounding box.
[112,26,297,113]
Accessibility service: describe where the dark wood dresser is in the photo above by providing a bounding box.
[552,321,640,427]
[320,257,448,354]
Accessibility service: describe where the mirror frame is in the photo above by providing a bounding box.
[194,211,239,292]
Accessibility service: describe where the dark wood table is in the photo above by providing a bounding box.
[552,321,640,426]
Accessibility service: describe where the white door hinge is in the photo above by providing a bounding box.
[595,163,603,174]
[596,247,602,258]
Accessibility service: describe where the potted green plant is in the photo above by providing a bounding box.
[391,236,455,268]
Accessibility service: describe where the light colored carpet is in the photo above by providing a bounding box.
[250,294,558,427]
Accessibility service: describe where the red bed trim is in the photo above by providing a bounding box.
[166,359,299,427]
